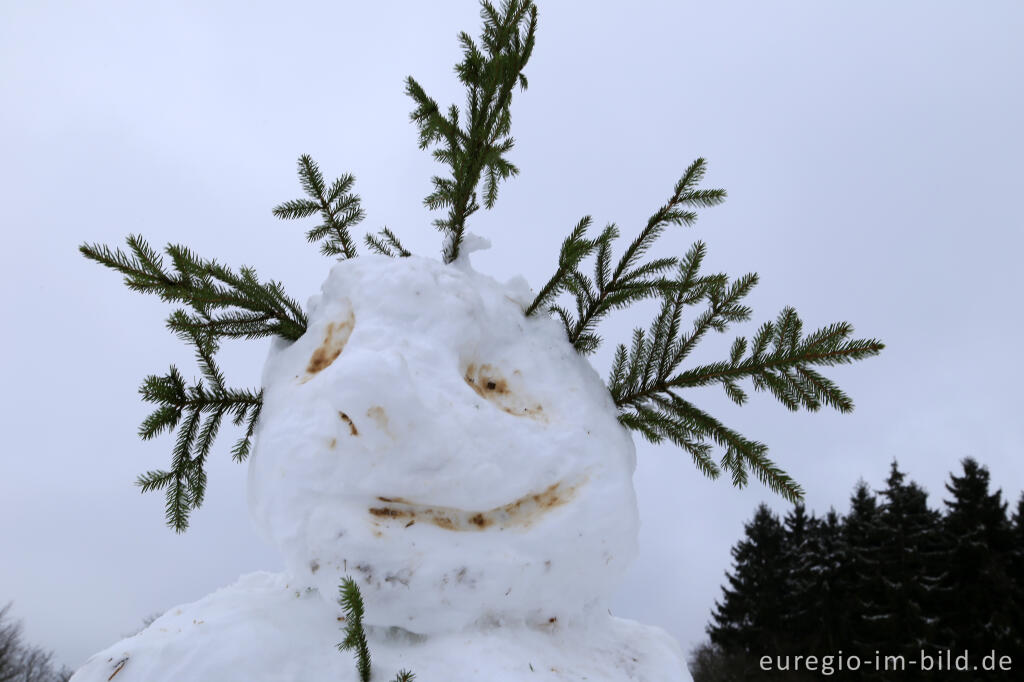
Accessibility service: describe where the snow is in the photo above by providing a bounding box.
[248,253,639,632]
[70,572,691,682]
[70,249,692,681]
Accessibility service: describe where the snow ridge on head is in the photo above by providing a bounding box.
[247,254,639,633]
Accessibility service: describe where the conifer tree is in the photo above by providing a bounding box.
[799,510,848,652]
[842,480,887,657]
[699,461,1023,680]
[937,458,1015,658]
[687,641,747,682]
[79,0,884,529]
[708,504,788,659]
[1009,494,1024,657]
[778,503,815,649]
[868,462,945,673]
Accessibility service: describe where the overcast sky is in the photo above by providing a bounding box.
[2,0,1023,671]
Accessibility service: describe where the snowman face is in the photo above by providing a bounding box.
[248,255,638,633]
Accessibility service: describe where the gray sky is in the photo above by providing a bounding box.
[2,0,1022,671]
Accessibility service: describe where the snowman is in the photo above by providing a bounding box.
[69,244,694,681]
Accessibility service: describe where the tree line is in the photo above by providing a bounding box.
[691,457,1024,680]
[0,605,70,682]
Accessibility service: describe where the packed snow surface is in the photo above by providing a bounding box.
[70,573,692,682]
[248,253,640,632]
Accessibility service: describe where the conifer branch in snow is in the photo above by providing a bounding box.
[365,227,412,258]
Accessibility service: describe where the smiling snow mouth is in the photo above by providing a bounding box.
[368,479,583,532]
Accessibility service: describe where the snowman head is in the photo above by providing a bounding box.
[248,254,638,633]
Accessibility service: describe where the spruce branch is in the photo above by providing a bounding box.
[135,313,263,532]
[338,577,372,682]
[273,154,365,259]
[526,155,883,500]
[535,159,724,354]
[525,216,601,316]
[406,0,537,263]
[608,253,884,501]
[80,237,290,530]
[365,227,412,258]
[80,235,308,341]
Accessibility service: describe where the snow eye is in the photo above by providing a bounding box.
[302,309,355,382]
[464,363,546,420]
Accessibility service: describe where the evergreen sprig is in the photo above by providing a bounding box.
[527,154,883,500]
[531,158,724,355]
[524,216,601,316]
[608,245,884,500]
[135,314,263,532]
[336,578,416,682]
[365,227,412,258]
[80,236,302,529]
[273,154,365,259]
[338,577,372,682]
[79,235,307,341]
[406,0,537,263]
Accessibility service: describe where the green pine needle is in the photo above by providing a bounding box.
[133,315,263,532]
[606,252,884,501]
[406,0,537,263]
[338,577,372,682]
[79,235,307,341]
[273,155,365,259]
[529,151,882,501]
[365,227,413,258]
[79,237,297,530]
[531,160,724,355]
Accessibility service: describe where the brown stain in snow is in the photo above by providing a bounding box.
[366,406,389,431]
[464,363,546,421]
[368,479,580,532]
[302,310,355,381]
[339,412,358,436]
[108,657,128,681]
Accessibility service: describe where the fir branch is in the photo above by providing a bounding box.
[80,235,307,341]
[338,577,372,682]
[525,216,601,316]
[608,251,884,500]
[81,237,288,530]
[273,154,365,259]
[535,159,725,354]
[365,227,412,258]
[135,313,263,532]
[406,0,537,263]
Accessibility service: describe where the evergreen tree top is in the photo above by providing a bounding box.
[943,456,1008,523]
[879,460,935,518]
[849,479,879,516]
[79,0,884,530]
